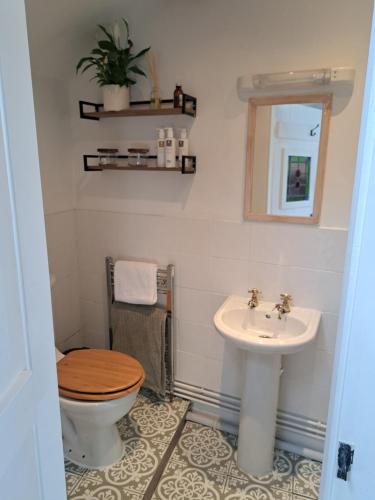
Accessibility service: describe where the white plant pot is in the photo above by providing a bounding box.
[102,85,130,112]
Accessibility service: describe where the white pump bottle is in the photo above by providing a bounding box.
[157,128,165,167]
[165,127,176,168]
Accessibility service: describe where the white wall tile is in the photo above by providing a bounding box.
[59,330,85,353]
[81,300,109,348]
[280,267,343,313]
[282,345,333,385]
[177,288,211,324]
[250,224,347,273]
[316,313,339,353]
[45,210,82,348]
[210,257,249,295]
[248,261,282,302]
[176,348,243,397]
[79,271,107,304]
[278,375,331,422]
[45,210,76,249]
[176,218,212,256]
[48,239,78,279]
[279,346,333,420]
[175,288,226,330]
[210,220,251,260]
[176,253,212,290]
[116,214,178,263]
[176,321,225,360]
[51,273,81,345]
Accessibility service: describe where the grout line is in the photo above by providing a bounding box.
[44,208,76,217]
[142,400,191,500]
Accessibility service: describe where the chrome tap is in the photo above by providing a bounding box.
[274,293,292,319]
[248,288,261,309]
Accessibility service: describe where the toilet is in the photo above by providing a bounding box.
[55,347,144,469]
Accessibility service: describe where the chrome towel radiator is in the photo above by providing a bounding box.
[105,256,175,399]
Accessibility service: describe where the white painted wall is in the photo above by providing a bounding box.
[72,0,371,425]
[27,0,372,429]
[28,72,82,350]
[73,0,371,227]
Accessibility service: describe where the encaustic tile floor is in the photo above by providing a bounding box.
[65,391,321,500]
[152,421,321,500]
[65,390,191,500]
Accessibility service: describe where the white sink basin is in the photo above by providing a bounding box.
[214,295,321,354]
[214,294,321,476]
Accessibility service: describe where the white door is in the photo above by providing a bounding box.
[320,3,375,499]
[0,0,66,499]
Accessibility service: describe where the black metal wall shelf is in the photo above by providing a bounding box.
[83,154,196,174]
[79,93,197,120]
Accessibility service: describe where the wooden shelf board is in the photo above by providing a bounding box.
[84,107,189,119]
[90,164,192,172]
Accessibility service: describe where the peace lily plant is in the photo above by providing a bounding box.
[76,18,150,111]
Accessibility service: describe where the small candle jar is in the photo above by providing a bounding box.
[97,148,119,167]
[128,148,150,167]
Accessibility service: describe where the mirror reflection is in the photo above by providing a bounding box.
[245,95,331,224]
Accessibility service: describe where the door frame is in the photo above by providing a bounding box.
[320,2,375,498]
[0,0,66,498]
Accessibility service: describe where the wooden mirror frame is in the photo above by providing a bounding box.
[244,93,332,224]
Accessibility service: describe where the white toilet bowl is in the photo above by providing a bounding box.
[55,347,144,469]
[60,389,139,468]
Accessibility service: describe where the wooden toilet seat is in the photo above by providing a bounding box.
[57,349,145,401]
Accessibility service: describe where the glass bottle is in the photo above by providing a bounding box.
[173,84,184,108]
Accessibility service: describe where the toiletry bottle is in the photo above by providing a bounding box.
[165,128,176,168]
[173,84,184,108]
[157,128,165,167]
[178,128,189,166]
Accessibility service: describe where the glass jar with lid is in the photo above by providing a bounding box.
[127,148,150,167]
[97,148,119,167]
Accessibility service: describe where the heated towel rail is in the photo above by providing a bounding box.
[105,256,175,399]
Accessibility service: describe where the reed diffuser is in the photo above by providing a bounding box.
[147,51,161,109]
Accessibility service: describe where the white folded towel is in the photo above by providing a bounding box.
[114,260,158,305]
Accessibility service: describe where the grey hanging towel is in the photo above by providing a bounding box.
[111,302,167,396]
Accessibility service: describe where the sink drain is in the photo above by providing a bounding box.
[259,334,272,339]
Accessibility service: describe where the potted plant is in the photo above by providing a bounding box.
[76,18,150,111]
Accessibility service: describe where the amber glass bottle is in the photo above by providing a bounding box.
[173,84,183,108]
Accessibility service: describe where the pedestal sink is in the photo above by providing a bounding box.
[214,295,321,476]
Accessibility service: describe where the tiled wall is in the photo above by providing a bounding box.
[77,209,346,421]
[27,0,370,428]
[45,210,82,351]
[31,74,83,349]
[69,0,369,425]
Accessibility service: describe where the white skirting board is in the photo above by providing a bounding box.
[174,380,326,462]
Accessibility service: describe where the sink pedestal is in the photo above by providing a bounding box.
[237,352,281,476]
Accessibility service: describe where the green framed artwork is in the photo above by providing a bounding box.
[286,155,311,202]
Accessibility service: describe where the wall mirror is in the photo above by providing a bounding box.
[244,93,332,224]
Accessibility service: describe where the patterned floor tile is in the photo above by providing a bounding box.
[293,456,321,498]
[64,394,321,500]
[227,449,295,494]
[65,390,190,500]
[152,421,321,500]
